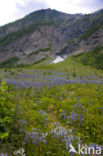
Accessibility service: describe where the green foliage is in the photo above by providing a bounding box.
[72,68,76,77]
[25,136,68,156]
[14,57,50,68]
[0,81,26,153]
[72,46,103,69]
[0,22,52,46]
[0,47,103,154]
[29,47,51,56]
[0,81,15,139]
[0,57,19,68]
[66,39,74,44]
[0,79,103,154]
[27,55,103,79]
[80,25,100,40]
[0,9,67,47]
[80,12,103,40]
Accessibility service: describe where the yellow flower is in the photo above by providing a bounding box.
[59,109,62,112]
[78,133,81,136]
[49,123,53,129]
[54,110,56,114]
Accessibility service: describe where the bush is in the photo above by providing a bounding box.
[72,46,103,70]
[0,57,19,68]
[29,47,51,56]
[0,81,24,153]
[80,25,100,40]
[0,81,14,139]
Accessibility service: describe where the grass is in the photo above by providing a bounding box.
[0,49,103,155]
[0,56,51,69]
[72,46,103,70]
[0,81,103,155]
[24,55,103,79]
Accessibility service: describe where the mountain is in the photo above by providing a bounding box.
[0,8,103,66]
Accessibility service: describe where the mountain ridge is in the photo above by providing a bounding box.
[0,8,103,66]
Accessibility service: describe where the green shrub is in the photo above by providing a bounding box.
[0,81,26,153]
[29,47,51,56]
[0,22,52,46]
[72,46,103,69]
[0,57,19,68]
[0,81,15,139]
[80,25,100,40]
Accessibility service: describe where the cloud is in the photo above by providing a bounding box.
[44,0,103,14]
[0,0,18,26]
[0,0,103,26]
[15,0,49,19]
[0,0,48,26]
[73,0,103,12]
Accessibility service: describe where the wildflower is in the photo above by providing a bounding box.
[79,114,84,121]
[78,133,81,136]
[70,111,77,121]
[49,123,53,129]
[59,109,62,112]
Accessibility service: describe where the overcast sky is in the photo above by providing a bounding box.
[0,0,103,26]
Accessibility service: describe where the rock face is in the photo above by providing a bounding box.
[0,8,103,65]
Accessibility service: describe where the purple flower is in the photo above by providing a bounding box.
[70,111,77,121]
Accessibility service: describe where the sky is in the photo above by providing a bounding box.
[0,0,103,26]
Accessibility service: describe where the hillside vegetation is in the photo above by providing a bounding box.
[0,9,103,64]
[72,46,103,70]
[0,8,103,156]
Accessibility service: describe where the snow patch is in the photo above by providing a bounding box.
[51,56,64,64]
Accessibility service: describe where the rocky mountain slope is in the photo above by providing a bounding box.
[0,8,103,65]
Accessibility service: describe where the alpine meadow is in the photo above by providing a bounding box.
[0,7,103,156]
